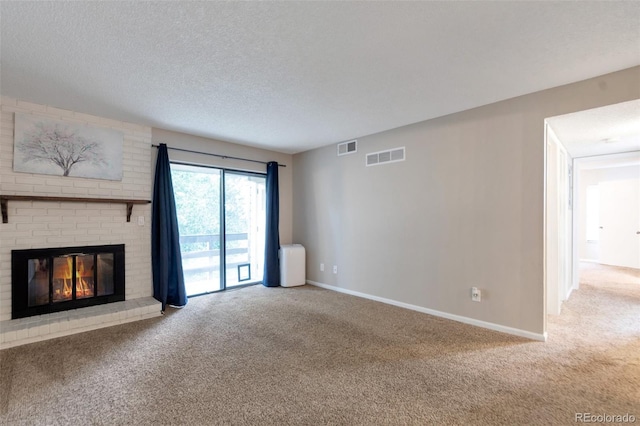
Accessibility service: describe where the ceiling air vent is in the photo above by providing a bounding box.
[366,147,405,167]
[337,140,357,156]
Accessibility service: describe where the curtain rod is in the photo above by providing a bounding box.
[151,144,286,167]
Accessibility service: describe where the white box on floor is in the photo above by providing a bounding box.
[280,244,306,287]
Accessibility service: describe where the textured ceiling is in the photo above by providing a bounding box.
[547,100,640,158]
[1,2,639,154]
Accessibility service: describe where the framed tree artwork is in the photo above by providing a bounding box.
[13,113,124,181]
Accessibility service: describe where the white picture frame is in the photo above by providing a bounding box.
[13,113,124,181]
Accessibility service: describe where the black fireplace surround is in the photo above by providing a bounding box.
[12,244,125,319]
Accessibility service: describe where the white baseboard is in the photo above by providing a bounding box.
[579,258,599,263]
[307,280,547,342]
[565,285,575,301]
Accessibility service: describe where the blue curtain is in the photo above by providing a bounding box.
[263,161,280,287]
[152,144,187,310]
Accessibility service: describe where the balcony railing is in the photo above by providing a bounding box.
[179,233,256,287]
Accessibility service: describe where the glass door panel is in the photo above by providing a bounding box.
[171,164,222,296]
[224,173,266,287]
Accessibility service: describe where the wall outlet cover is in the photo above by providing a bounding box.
[471,287,481,302]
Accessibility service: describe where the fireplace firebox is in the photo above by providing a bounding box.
[12,244,125,319]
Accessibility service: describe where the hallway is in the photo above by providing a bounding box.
[552,261,640,341]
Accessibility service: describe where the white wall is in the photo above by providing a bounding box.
[293,66,640,338]
[578,164,640,262]
[0,97,153,321]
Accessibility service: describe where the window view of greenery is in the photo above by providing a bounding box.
[225,173,266,287]
[171,164,266,295]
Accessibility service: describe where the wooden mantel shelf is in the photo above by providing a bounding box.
[1,195,151,224]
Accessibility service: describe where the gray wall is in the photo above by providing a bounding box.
[152,128,294,245]
[292,66,640,336]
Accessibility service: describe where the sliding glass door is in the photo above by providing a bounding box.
[171,164,266,296]
[224,172,266,287]
[171,164,222,295]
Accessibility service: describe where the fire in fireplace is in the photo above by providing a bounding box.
[12,244,125,319]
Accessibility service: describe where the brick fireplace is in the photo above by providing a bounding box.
[0,97,160,349]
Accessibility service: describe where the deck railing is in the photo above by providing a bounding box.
[179,233,250,279]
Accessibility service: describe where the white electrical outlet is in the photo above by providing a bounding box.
[137,216,145,226]
[333,265,338,274]
[320,263,324,272]
[471,287,481,302]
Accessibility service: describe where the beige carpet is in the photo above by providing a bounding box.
[1,263,639,425]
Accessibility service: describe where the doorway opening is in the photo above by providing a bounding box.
[170,163,266,296]
[577,155,640,272]
[544,99,640,334]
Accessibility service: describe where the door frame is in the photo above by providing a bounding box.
[170,161,267,296]
[544,122,572,319]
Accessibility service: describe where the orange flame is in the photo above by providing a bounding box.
[76,257,94,298]
[52,256,94,300]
